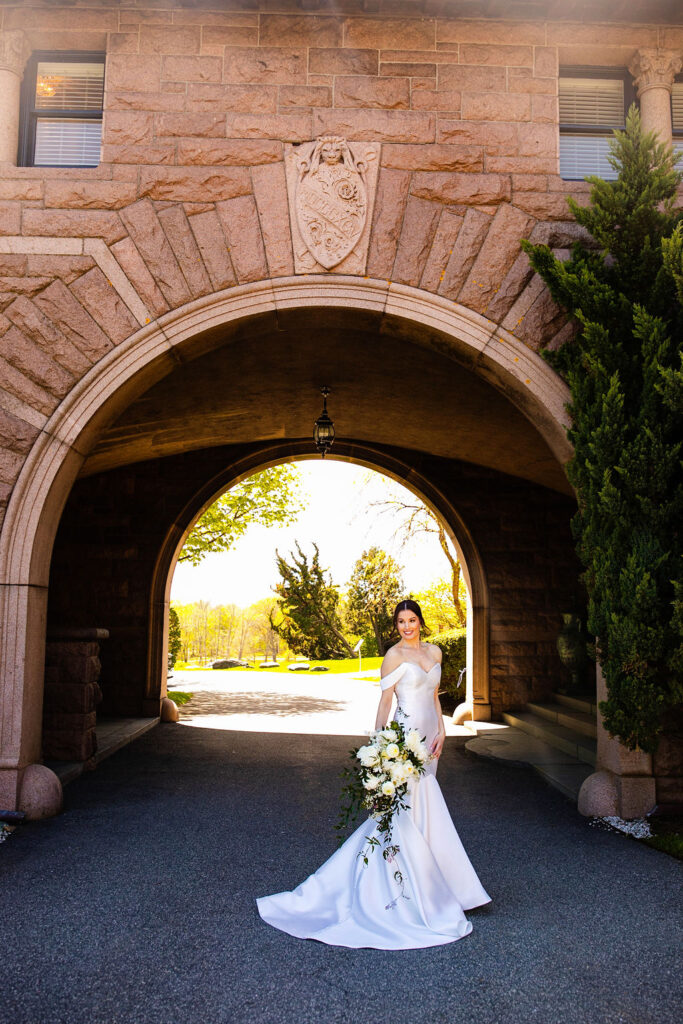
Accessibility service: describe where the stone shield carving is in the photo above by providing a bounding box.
[285,137,380,274]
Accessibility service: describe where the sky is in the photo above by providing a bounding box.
[170,460,456,608]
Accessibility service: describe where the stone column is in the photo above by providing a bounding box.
[0,30,31,163]
[578,664,656,819]
[629,49,682,142]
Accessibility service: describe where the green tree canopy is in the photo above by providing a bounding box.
[271,542,354,659]
[167,606,182,668]
[522,107,683,753]
[179,465,304,566]
[345,546,404,656]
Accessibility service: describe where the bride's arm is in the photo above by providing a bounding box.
[374,689,395,731]
[431,646,446,758]
[374,649,401,730]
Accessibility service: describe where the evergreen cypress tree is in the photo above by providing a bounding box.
[522,107,683,753]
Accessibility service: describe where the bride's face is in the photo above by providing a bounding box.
[396,610,421,642]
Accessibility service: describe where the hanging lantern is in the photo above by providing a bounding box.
[313,387,335,458]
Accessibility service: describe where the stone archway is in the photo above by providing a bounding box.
[146,440,491,731]
[0,277,573,813]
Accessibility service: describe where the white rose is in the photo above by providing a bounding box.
[381,780,396,797]
[390,763,408,785]
[381,728,398,741]
[363,775,380,790]
[357,744,379,767]
[383,742,400,760]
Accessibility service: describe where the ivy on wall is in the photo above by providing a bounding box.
[522,108,683,753]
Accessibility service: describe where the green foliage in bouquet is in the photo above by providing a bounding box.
[521,107,683,753]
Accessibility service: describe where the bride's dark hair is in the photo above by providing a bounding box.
[392,599,426,630]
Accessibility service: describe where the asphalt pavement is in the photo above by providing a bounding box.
[1,677,681,1024]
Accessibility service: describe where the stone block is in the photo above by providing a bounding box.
[485,251,535,322]
[156,113,226,138]
[313,109,435,144]
[0,356,57,416]
[0,326,75,399]
[120,199,192,310]
[518,123,558,157]
[102,111,154,146]
[107,32,140,55]
[177,139,282,166]
[186,83,278,113]
[0,202,21,236]
[139,25,200,54]
[70,268,140,345]
[437,19,545,45]
[532,95,559,123]
[44,711,97,733]
[507,191,578,219]
[382,62,436,78]
[111,238,170,318]
[0,405,40,452]
[382,143,481,172]
[101,143,176,165]
[260,15,343,48]
[188,210,236,290]
[21,210,126,245]
[279,86,332,109]
[438,64,506,93]
[224,113,311,142]
[18,764,63,820]
[411,171,510,206]
[534,46,559,78]
[42,181,138,211]
[172,11,258,28]
[106,54,161,93]
[43,682,102,714]
[156,206,212,299]
[459,204,535,313]
[487,155,559,176]
[365,167,411,279]
[460,43,533,67]
[462,93,531,122]
[438,208,492,299]
[411,88,462,112]
[419,210,464,292]
[508,70,556,95]
[252,163,294,279]
[4,295,91,377]
[344,17,436,50]
[0,180,43,201]
[437,120,518,155]
[138,167,251,203]
[546,22,658,46]
[334,76,409,109]
[33,281,113,362]
[42,728,97,763]
[392,196,442,287]
[223,47,307,85]
[200,27,258,50]
[161,54,222,83]
[106,90,186,113]
[215,195,267,284]
[309,48,378,76]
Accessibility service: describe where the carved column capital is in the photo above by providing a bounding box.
[629,48,682,97]
[0,29,31,78]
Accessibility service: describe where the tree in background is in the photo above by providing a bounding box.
[168,606,182,668]
[415,577,468,634]
[179,465,304,566]
[345,547,404,656]
[271,542,354,659]
[370,494,466,627]
[522,108,682,753]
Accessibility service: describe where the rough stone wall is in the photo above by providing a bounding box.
[7,3,679,529]
[46,440,584,720]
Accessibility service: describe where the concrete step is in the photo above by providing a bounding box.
[526,700,597,739]
[502,709,596,766]
[465,725,595,802]
[553,692,598,716]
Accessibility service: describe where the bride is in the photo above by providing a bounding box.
[256,599,491,949]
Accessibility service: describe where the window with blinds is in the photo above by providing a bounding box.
[559,69,632,181]
[673,80,683,168]
[19,52,104,167]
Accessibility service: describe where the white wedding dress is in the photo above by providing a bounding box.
[256,661,491,949]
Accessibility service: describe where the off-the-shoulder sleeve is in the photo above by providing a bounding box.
[380,662,407,691]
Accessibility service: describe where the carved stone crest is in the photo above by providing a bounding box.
[285,136,380,274]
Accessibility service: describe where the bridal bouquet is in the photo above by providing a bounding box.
[336,720,432,885]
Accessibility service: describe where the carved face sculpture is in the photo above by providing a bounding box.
[320,140,343,166]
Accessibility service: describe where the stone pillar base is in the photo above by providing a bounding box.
[578,768,657,819]
[18,764,63,819]
[160,697,179,722]
[453,701,491,724]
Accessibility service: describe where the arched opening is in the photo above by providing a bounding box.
[0,279,582,810]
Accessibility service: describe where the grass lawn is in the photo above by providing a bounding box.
[175,657,383,674]
[165,690,193,705]
[643,816,683,861]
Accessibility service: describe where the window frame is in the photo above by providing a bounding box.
[558,65,636,182]
[672,73,683,141]
[18,49,106,169]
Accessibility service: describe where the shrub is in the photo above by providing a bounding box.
[430,628,467,699]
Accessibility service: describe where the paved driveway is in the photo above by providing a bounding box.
[0,685,680,1024]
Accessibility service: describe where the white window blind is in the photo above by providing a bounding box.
[34,119,102,167]
[673,82,683,133]
[559,77,625,127]
[560,134,617,180]
[34,61,104,111]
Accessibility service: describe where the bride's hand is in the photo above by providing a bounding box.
[430,732,445,759]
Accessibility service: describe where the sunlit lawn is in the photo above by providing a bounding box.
[175,656,382,675]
